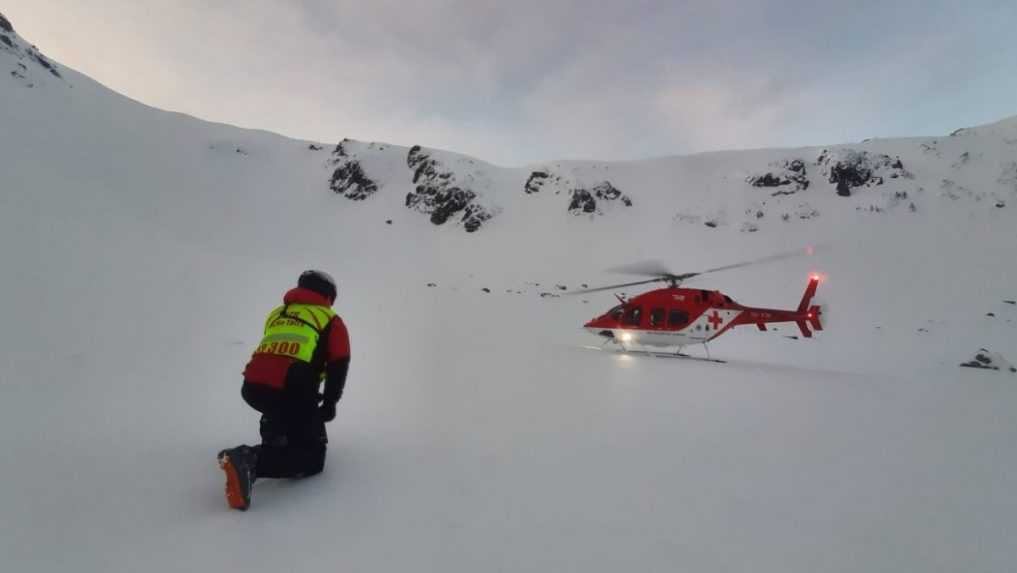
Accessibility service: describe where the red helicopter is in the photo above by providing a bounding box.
[577,250,824,359]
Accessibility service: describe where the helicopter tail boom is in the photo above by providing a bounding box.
[740,277,823,338]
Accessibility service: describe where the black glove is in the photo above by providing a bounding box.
[319,400,337,423]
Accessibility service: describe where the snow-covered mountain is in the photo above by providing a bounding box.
[2,12,1016,573]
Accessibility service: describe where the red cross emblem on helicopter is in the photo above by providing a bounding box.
[707,311,723,329]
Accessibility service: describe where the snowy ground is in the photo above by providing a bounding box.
[2,17,1016,572]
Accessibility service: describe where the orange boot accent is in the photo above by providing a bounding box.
[218,454,249,510]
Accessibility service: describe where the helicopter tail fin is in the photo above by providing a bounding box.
[797,276,820,314]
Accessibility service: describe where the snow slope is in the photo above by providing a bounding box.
[2,13,1016,572]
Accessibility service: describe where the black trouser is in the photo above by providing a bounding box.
[242,381,327,478]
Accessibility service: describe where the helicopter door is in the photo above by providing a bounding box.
[649,308,665,329]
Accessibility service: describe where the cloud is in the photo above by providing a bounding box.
[3,0,1016,165]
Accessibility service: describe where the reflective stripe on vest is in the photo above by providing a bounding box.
[254,304,336,363]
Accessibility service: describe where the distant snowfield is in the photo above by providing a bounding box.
[2,16,1016,572]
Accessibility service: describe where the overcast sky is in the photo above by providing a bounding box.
[5,1,1016,165]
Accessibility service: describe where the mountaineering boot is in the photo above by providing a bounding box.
[217,446,258,510]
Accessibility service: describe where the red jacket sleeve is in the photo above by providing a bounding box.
[326,316,351,362]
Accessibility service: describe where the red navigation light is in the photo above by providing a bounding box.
[810,273,822,282]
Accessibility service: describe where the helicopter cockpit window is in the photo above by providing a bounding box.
[669,309,689,326]
[623,306,642,326]
[607,305,624,321]
[723,295,734,304]
[649,308,665,327]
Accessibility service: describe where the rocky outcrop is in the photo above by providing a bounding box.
[405,145,492,232]
[524,171,549,194]
[567,181,632,216]
[747,159,810,196]
[1,12,63,84]
[27,49,60,78]
[960,349,1016,373]
[328,140,378,200]
[525,170,563,194]
[816,149,911,197]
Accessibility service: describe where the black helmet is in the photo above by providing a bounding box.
[298,269,337,303]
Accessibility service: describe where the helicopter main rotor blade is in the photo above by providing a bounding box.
[691,246,818,278]
[574,245,821,296]
[605,260,677,278]
[569,277,667,295]
[605,247,819,282]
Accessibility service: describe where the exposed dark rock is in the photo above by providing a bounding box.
[567,181,632,215]
[704,221,718,228]
[28,50,60,78]
[568,189,597,214]
[1,35,12,48]
[960,349,1016,372]
[986,313,996,317]
[1004,300,1016,305]
[524,170,550,194]
[308,144,323,151]
[555,285,568,291]
[405,145,493,232]
[996,201,1006,208]
[747,159,810,196]
[328,140,379,200]
[330,161,377,200]
[385,219,392,225]
[426,283,437,287]
[753,174,785,187]
[481,288,491,293]
[0,12,13,33]
[408,145,436,183]
[817,149,911,197]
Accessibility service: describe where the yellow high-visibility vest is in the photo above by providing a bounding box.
[254,304,336,363]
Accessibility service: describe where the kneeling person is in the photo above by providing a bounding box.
[218,270,351,510]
